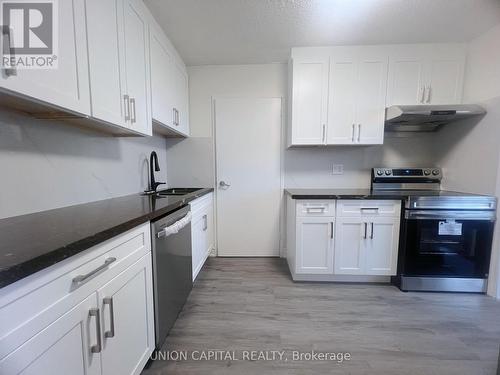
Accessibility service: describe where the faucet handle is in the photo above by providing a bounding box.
[152,182,166,191]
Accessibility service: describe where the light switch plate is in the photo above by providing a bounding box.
[332,164,344,175]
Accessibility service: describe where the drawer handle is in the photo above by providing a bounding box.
[89,308,102,353]
[203,214,208,231]
[103,297,115,338]
[306,207,326,213]
[72,257,116,286]
[360,207,379,212]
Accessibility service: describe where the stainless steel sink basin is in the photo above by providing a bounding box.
[156,188,202,196]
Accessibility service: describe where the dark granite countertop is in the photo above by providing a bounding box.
[285,188,409,200]
[0,188,213,288]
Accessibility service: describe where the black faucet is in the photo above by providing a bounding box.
[149,151,166,193]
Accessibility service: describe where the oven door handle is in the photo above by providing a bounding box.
[405,210,496,221]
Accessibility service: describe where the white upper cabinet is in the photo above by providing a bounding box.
[86,0,127,128]
[290,55,329,145]
[171,61,190,136]
[290,44,466,146]
[355,53,388,144]
[327,55,357,144]
[0,0,90,115]
[387,44,465,106]
[386,56,426,106]
[120,0,152,136]
[327,48,387,145]
[149,17,189,137]
[149,21,174,129]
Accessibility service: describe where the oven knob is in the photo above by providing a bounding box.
[376,170,383,176]
[385,170,392,176]
[432,169,440,176]
[424,169,431,176]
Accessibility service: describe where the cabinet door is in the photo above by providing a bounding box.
[386,57,426,106]
[364,217,400,276]
[191,212,208,281]
[296,217,334,274]
[171,61,190,136]
[291,58,329,145]
[355,55,388,145]
[98,253,154,375]
[327,56,357,144]
[86,0,127,127]
[0,0,90,115]
[120,0,152,135]
[0,294,101,375]
[150,21,174,129]
[334,218,365,275]
[426,58,464,104]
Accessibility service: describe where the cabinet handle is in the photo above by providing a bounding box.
[361,207,379,212]
[357,124,361,142]
[370,222,374,239]
[352,124,355,142]
[72,257,116,286]
[322,124,326,143]
[130,98,136,123]
[364,222,367,239]
[103,297,115,338]
[124,95,130,121]
[1,26,16,77]
[420,86,425,103]
[89,308,102,353]
[426,86,432,103]
[306,207,326,213]
[176,109,180,126]
[203,214,208,231]
[330,222,334,239]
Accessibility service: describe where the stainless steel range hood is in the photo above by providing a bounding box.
[385,104,486,132]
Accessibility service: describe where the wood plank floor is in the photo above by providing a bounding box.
[142,258,500,375]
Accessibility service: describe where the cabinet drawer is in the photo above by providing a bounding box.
[190,192,213,216]
[0,222,151,359]
[337,200,401,217]
[296,200,336,217]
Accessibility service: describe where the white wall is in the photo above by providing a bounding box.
[0,110,167,219]
[435,23,500,297]
[166,64,436,189]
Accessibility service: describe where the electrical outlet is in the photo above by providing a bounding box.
[332,164,344,175]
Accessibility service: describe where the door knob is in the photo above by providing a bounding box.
[219,181,231,189]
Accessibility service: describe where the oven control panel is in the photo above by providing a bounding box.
[373,168,442,180]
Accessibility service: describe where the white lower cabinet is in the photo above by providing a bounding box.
[0,293,101,375]
[98,254,155,375]
[334,216,400,276]
[190,193,214,281]
[334,218,365,275]
[296,217,334,274]
[0,223,154,375]
[287,197,401,280]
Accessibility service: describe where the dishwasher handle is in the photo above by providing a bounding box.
[156,212,192,239]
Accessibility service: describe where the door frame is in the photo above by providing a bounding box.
[211,95,286,257]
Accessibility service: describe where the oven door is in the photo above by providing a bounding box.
[403,210,495,278]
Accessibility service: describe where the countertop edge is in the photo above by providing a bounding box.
[0,188,214,289]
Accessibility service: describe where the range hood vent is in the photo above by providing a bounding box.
[384,104,486,132]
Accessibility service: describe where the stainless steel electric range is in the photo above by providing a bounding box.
[371,167,497,293]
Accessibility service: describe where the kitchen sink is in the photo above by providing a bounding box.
[156,188,202,196]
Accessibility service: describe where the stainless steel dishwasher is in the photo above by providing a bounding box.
[151,205,193,349]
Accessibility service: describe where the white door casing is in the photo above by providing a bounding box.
[215,97,282,257]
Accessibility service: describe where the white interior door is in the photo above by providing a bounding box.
[215,97,282,257]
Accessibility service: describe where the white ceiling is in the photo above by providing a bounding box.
[144,0,500,66]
